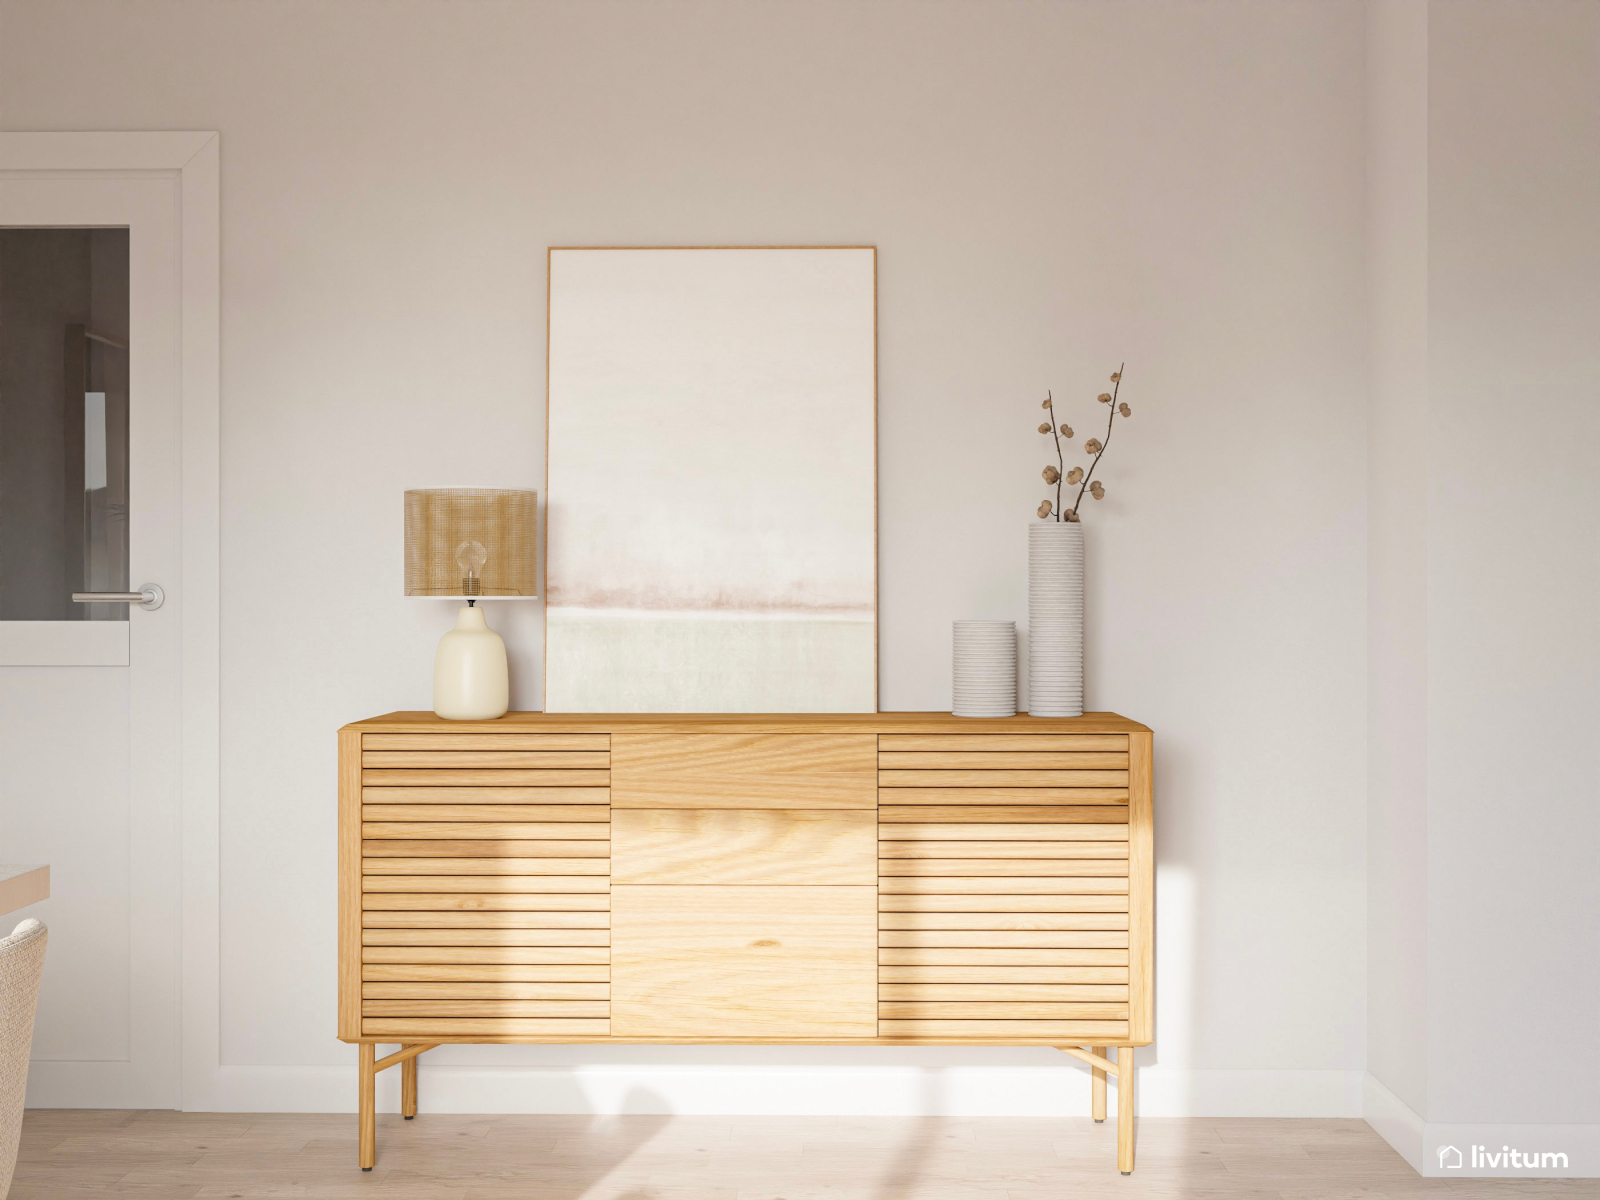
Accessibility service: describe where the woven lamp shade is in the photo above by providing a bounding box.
[404,488,538,597]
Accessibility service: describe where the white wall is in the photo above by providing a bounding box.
[1364,0,1429,1121]
[1426,0,1599,1127]
[1363,0,1600,1175]
[0,0,1371,1115]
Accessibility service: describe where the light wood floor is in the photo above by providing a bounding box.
[11,1110,1591,1199]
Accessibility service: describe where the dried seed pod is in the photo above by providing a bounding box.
[1038,422,1052,434]
[1098,392,1112,403]
[1110,372,1122,382]
[1065,509,1080,522]
[1037,499,1053,518]
[1060,424,1074,438]
[1066,466,1084,484]
[1042,397,1053,409]
[1119,402,1131,417]
[1042,465,1061,484]
[1084,437,1103,454]
[1090,481,1105,499]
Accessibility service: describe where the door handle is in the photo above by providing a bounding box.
[72,583,164,611]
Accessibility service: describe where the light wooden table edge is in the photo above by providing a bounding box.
[0,865,49,920]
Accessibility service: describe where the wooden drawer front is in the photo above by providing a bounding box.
[360,731,611,1040]
[611,885,877,1037]
[611,734,877,809]
[878,734,1131,1042]
[612,809,876,885]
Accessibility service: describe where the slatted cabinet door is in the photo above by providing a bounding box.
[876,731,1153,1042]
[345,731,612,1039]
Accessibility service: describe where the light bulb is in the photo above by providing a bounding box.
[456,540,487,595]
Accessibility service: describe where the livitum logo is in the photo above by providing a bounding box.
[1439,1143,1571,1170]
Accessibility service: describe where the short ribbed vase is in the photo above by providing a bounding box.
[1028,520,1084,718]
[952,620,1017,718]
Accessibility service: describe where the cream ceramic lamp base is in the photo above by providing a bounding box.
[433,604,509,720]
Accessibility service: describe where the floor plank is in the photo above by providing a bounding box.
[8,1111,1594,1199]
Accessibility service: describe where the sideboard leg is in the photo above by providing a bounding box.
[358,1042,376,1170]
[1091,1045,1107,1122]
[402,1049,418,1119]
[1116,1046,1135,1174]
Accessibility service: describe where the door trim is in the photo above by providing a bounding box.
[0,621,127,666]
[0,132,221,1109]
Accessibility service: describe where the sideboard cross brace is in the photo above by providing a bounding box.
[360,1043,436,1169]
[1057,1045,1120,1077]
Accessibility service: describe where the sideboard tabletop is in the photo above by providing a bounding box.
[343,710,1150,735]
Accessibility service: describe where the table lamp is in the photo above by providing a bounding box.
[404,488,537,720]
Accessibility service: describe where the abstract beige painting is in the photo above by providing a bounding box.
[544,247,877,712]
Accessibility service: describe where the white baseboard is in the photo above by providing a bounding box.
[203,1060,1362,1119]
[1363,1072,1425,1172]
[26,1060,147,1109]
[1363,1072,1597,1178]
[1141,1067,1361,1117]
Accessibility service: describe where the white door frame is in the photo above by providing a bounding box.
[0,132,220,1109]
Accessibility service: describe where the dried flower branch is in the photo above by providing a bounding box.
[1031,363,1134,521]
[1037,390,1067,517]
[1067,363,1127,517]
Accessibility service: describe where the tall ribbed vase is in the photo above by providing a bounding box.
[1028,520,1084,717]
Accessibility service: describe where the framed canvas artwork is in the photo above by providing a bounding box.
[544,246,877,712]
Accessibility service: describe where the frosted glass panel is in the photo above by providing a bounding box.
[0,228,129,620]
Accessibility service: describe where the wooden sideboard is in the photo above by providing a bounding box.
[338,710,1153,1172]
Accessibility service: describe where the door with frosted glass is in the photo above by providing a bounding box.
[0,175,184,1106]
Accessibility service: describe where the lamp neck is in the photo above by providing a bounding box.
[455,603,490,631]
